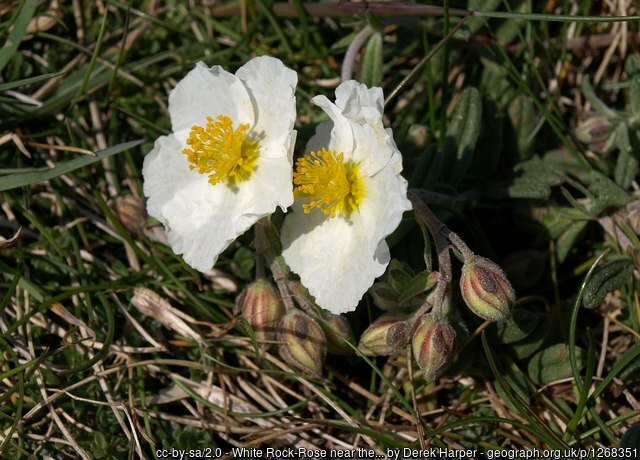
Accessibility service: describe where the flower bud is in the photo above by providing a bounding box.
[318,310,356,355]
[278,310,327,377]
[358,312,411,356]
[112,195,148,235]
[411,314,456,382]
[460,257,515,322]
[236,280,285,346]
[574,113,613,153]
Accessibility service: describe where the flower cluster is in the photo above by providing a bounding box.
[142,56,515,380]
[143,56,410,314]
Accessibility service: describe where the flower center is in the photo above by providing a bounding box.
[182,115,259,186]
[293,148,365,218]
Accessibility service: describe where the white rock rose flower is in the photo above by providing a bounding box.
[281,81,412,314]
[143,56,297,272]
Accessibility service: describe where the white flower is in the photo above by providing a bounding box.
[281,81,412,314]
[143,56,297,272]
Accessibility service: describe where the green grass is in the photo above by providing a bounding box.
[1,0,639,457]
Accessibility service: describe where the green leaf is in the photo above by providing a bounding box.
[614,123,639,189]
[539,205,589,239]
[490,308,541,344]
[625,55,640,112]
[582,258,634,309]
[556,220,587,263]
[625,55,640,76]
[0,71,64,92]
[398,271,436,306]
[443,87,482,185]
[0,139,144,192]
[510,314,550,360]
[528,343,586,384]
[359,32,383,88]
[501,178,552,199]
[556,221,587,263]
[0,0,37,74]
[582,78,617,118]
[509,94,540,161]
[387,266,413,293]
[587,170,630,214]
[630,78,640,114]
[619,424,640,450]
[490,156,563,200]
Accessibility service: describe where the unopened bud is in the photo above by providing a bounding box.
[278,310,327,377]
[574,113,613,153]
[358,312,411,356]
[412,314,456,382]
[460,257,515,322]
[237,280,285,346]
[112,195,148,235]
[319,310,356,355]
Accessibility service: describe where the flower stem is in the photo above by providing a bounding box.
[408,189,477,316]
[254,218,296,312]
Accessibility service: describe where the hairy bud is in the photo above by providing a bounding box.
[237,280,285,346]
[278,310,327,377]
[460,257,515,322]
[358,312,411,356]
[412,314,456,382]
[319,310,356,355]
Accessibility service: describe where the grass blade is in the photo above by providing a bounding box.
[0,139,144,192]
[0,0,37,73]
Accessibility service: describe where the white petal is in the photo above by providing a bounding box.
[158,152,293,272]
[142,133,197,222]
[168,62,254,132]
[282,168,410,314]
[161,177,237,271]
[235,56,297,151]
[310,95,354,155]
[281,211,384,314]
[305,121,332,154]
[143,135,294,272]
[334,80,384,125]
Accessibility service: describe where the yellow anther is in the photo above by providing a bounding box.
[182,115,259,186]
[293,148,365,218]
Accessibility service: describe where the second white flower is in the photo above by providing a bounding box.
[281,81,412,314]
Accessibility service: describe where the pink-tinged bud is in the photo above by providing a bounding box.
[358,312,411,356]
[574,113,613,153]
[319,310,356,355]
[112,195,148,235]
[236,280,285,346]
[460,257,515,322]
[278,310,327,377]
[411,314,456,382]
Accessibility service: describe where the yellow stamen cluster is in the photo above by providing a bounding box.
[293,148,365,218]
[182,115,259,186]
